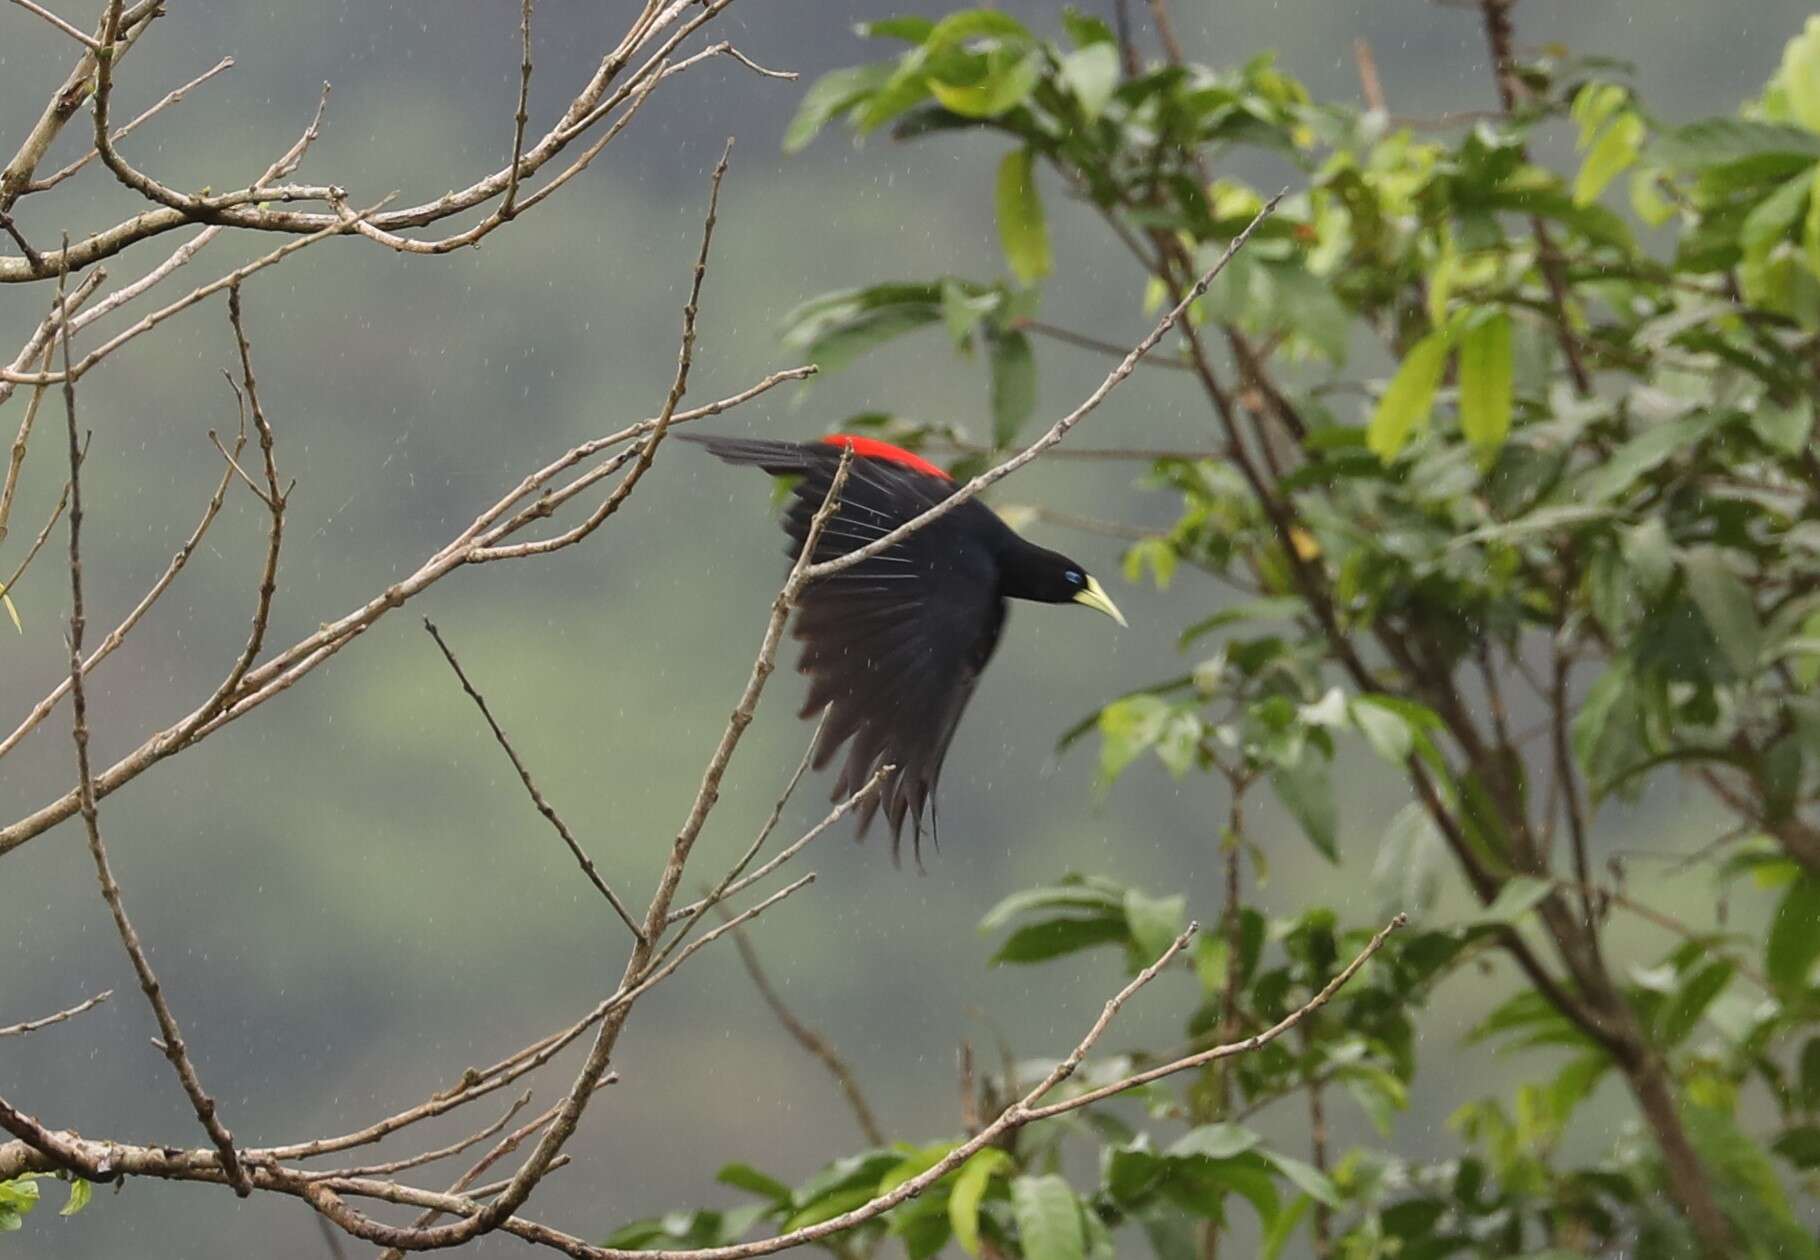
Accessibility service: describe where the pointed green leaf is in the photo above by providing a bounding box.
[1681,547,1762,677]
[1367,329,1451,460]
[1262,1151,1341,1208]
[949,1149,1012,1257]
[1,587,19,634]
[1778,15,1820,133]
[929,49,1042,119]
[1124,889,1187,959]
[784,64,893,153]
[716,1163,792,1202]
[1168,1124,1261,1161]
[995,147,1051,285]
[59,1178,91,1218]
[1458,311,1513,451]
[1270,753,1338,862]
[1060,44,1119,122]
[988,329,1037,447]
[1011,1174,1084,1260]
[1767,874,1820,993]
[1574,112,1644,206]
[991,914,1129,965]
[1471,876,1553,927]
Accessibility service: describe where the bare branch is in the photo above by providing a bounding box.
[468,135,733,563]
[57,270,253,1197]
[0,989,110,1038]
[0,425,241,763]
[502,0,535,217]
[726,917,884,1146]
[422,617,644,942]
[0,0,161,210]
[24,56,237,195]
[802,192,1282,581]
[0,363,811,855]
[301,1092,533,1182]
[4,0,99,49]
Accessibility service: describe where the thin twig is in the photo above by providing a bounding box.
[501,0,534,217]
[655,762,890,956]
[0,990,110,1038]
[0,475,69,614]
[26,56,236,194]
[5,0,100,49]
[422,617,644,942]
[723,912,884,1145]
[468,136,732,562]
[58,266,253,1197]
[301,1092,533,1181]
[802,193,1281,581]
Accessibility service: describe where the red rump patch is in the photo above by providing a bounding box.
[820,434,952,481]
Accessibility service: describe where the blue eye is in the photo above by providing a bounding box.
[1066,571,1084,585]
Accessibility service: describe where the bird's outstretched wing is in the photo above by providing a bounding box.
[686,435,1006,860]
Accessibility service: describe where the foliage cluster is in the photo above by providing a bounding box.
[607,9,1820,1259]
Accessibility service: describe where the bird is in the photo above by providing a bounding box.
[685,431,1127,861]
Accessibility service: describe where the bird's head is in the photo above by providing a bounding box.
[1004,542,1128,627]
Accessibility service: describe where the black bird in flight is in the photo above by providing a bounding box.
[688,432,1127,860]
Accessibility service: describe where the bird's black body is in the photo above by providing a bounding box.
[688,433,1122,860]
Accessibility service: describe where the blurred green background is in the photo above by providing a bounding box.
[0,2,1807,1256]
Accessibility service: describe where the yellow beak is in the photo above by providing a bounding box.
[1072,575,1128,627]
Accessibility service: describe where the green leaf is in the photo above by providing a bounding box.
[980,878,1125,932]
[929,50,1043,119]
[1011,1174,1084,1260]
[58,1178,91,1218]
[1778,15,1820,133]
[1573,111,1644,205]
[1806,162,1820,278]
[1178,597,1305,648]
[1061,10,1115,48]
[1656,959,1733,1046]
[717,1163,791,1202]
[1774,1124,1820,1169]
[1572,82,1629,148]
[1168,1124,1261,1161]
[857,17,936,42]
[1367,329,1452,460]
[1124,888,1187,959]
[982,877,1121,932]
[1350,697,1412,764]
[1371,802,1445,918]
[1766,874,1820,993]
[1,586,19,634]
[1262,1152,1340,1208]
[1753,394,1815,455]
[1097,694,1170,787]
[0,1178,39,1215]
[1270,752,1338,862]
[1647,118,1820,169]
[1566,412,1725,504]
[1471,876,1553,926]
[996,147,1051,285]
[1060,43,1120,122]
[949,1149,1012,1257]
[1259,1194,1312,1260]
[991,914,1129,965]
[1457,311,1513,451]
[784,63,893,153]
[1681,547,1762,676]
[988,330,1037,447]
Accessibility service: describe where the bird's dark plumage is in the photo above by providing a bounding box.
[687,432,1125,861]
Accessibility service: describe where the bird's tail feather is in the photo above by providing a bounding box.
[676,433,814,475]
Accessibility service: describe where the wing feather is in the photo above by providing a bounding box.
[683,435,1005,860]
